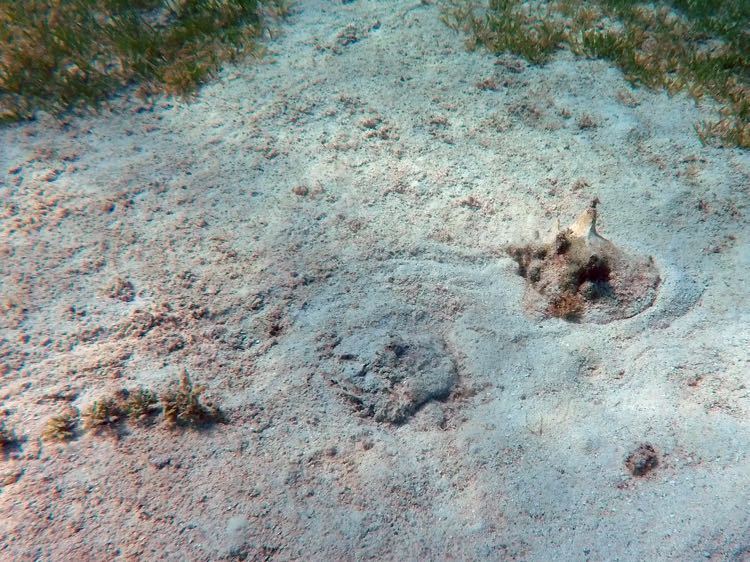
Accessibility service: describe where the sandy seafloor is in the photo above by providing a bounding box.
[1,1,749,560]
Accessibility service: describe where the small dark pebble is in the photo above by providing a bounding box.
[625,443,659,476]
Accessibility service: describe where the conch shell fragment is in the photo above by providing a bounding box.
[508,199,660,323]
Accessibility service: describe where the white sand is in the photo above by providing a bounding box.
[1,1,749,560]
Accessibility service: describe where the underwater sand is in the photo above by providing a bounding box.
[1,0,749,560]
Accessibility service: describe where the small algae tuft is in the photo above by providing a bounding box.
[125,387,159,423]
[160,370,222,428]
[81,397,123,432]
[42,408,79,443]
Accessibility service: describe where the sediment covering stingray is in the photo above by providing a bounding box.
[322,313,457,424]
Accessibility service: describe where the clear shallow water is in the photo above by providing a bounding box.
[0,1,749,560]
